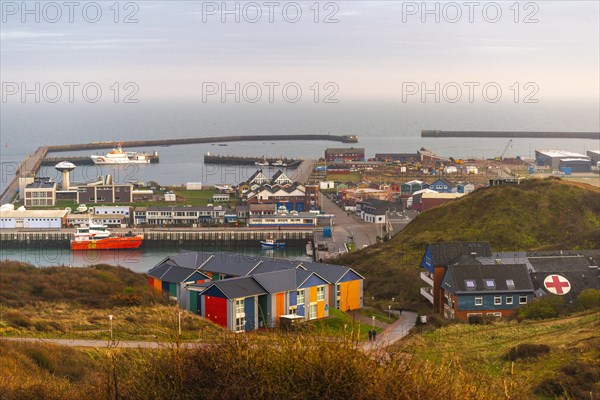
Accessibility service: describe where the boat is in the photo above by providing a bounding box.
[271,159,287,167]
[71,220,143,250]
[255,157,270,167]
[260,238,285,248]
[91,142,151,165]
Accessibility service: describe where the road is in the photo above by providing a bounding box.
[362,311,418,351]
[319,194,379,250]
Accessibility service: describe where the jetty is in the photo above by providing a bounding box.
[204,154,302,169]
[422,130,600,140]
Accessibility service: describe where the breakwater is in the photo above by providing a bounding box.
[422,130,600,139]
[46,134,359,153]
[204,154,302,169]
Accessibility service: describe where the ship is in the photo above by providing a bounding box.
[71,220,143,251]
[91,142,151,165]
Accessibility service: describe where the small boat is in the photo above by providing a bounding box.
[255,157,270,167]
[260,238,285,248]
[271,159,287,167]
[71,220,143,251]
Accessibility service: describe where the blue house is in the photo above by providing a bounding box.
[429,178,457,193]
[440,263,535,320]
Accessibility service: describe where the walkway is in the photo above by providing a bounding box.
[362,311,418,351]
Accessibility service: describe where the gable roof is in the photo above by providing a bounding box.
[426,242,492,267]
[207,276,269,299]
[252,269,297,293]
[147,258,209,283]
[431,178,456,188]
[300,261,363,283]
[442,264,534,294]
[526,255,593,273]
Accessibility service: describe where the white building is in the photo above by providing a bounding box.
[0,209,67,229]
[319,181,335,190]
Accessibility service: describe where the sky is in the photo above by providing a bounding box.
[1,0,599,104]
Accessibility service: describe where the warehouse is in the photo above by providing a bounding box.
[558,158,592,173]
[0,209,68,229]
[587,150,600,164]
[535,150,590,169]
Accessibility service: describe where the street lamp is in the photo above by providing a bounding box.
[387,305,391,319]
[178,312,182,336]
[108,314,113,340]
[371,315,375,330]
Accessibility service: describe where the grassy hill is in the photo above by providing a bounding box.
[335,178,600,304]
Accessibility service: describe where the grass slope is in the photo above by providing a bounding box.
[335,178,600,304]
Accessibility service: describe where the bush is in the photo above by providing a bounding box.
[505,343,550,361]
[576,288,600,311]
[534,361,600,398]
[3,310,32,328]
[467,315,484,325]
[519,296,563,320]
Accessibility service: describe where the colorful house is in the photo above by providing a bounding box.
[300,261,364,312]
[428,178,457,193]
[440,263,535,320]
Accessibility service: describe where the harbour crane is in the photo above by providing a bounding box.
[495,139,513,161]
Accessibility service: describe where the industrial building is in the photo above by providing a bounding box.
[0,208,68,229]
[324,147,365,162]
[559,158,592,173]
[535,150,590,169]
[76,183,134,204]
[23,180,56,207]
[587,150,600,164]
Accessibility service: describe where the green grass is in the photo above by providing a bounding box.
[347,242,356,252]
[307,309,382,339]
[326,172,362,183]
[397,311,600,397]
[354,306,397,324]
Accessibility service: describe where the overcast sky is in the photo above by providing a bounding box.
[1,1,599,102]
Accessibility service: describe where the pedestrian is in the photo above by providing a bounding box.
[373,330,377,341]
[368,329,373,342]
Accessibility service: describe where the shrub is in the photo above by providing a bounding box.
[576,288,600,311]
[534,361,600,398]
[3,310,32,328]
[505,343,550,361]
[468,315,484,325]
[518,296,563,320]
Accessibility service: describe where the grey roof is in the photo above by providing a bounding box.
[300,261,359,283]
[444,264,534,294]
[526,255,594,272]
[200,253,266,276]
[530,268,599,301]
[429,242,492,266]
[249,258,300,275]
[170,252,214,269]
[161,266,205,283]
[211,276,269,299]
[26,181,55,189]
[252,269,297,293]
[147,261,174,278]
[295,268,314,287]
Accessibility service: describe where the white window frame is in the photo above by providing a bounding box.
[235,299,245,333]
[474,297,483,306]
[467,312,482,318]
[288,306,297,315]
[309,303,317,320]
[336,284,341,298]
[317,286,325,301]
[486,312,501,317]
[297,290,305,305]
[519,295,528,304]
[506,296,513,305]
[494,296,502,305]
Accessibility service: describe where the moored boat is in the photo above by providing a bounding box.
[71,220,143,250]
[260,238,285,248]
[91,142,151,165]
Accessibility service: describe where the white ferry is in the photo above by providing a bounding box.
[91,142,151,165]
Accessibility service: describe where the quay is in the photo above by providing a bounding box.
[40,154,160,166]
[204,154,302,169]
[0,229,315,248]
[422,130,600,140]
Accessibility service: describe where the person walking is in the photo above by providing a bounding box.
[368,329,373,342]
[372,330,377,341]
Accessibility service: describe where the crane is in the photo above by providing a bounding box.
[495,139,513,161]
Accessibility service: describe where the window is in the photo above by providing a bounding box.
[506,279,515,289]
[336,284,341,298]
[484,279,496,289]
[494,296,502,305]
[475,297,483,306]
[297,290,304,305]
[519,296,528,304]
[288,306,297,315]
[487,312,501,317]
[317,286,325,301]
[506,296,513,305]
[235,299,245,332]
[235,299,244,314]
[309,304,317,320]
[465,280,476,290]
[235,317,245,332]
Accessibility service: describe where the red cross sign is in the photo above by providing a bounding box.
[543,274,571,295]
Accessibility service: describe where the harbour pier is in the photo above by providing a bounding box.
[204,154,302,169]
[422,130,600,139]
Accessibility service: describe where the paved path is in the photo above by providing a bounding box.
[362,311,417,352]
[320,195,379,251]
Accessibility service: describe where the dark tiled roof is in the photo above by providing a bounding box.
[211,276,269,299]
[444,264,534,294]
[252,269,297,293]
[300,261,359,283]
[530,269,600,300]
[429,242,492,266]
[527,255,595,272]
